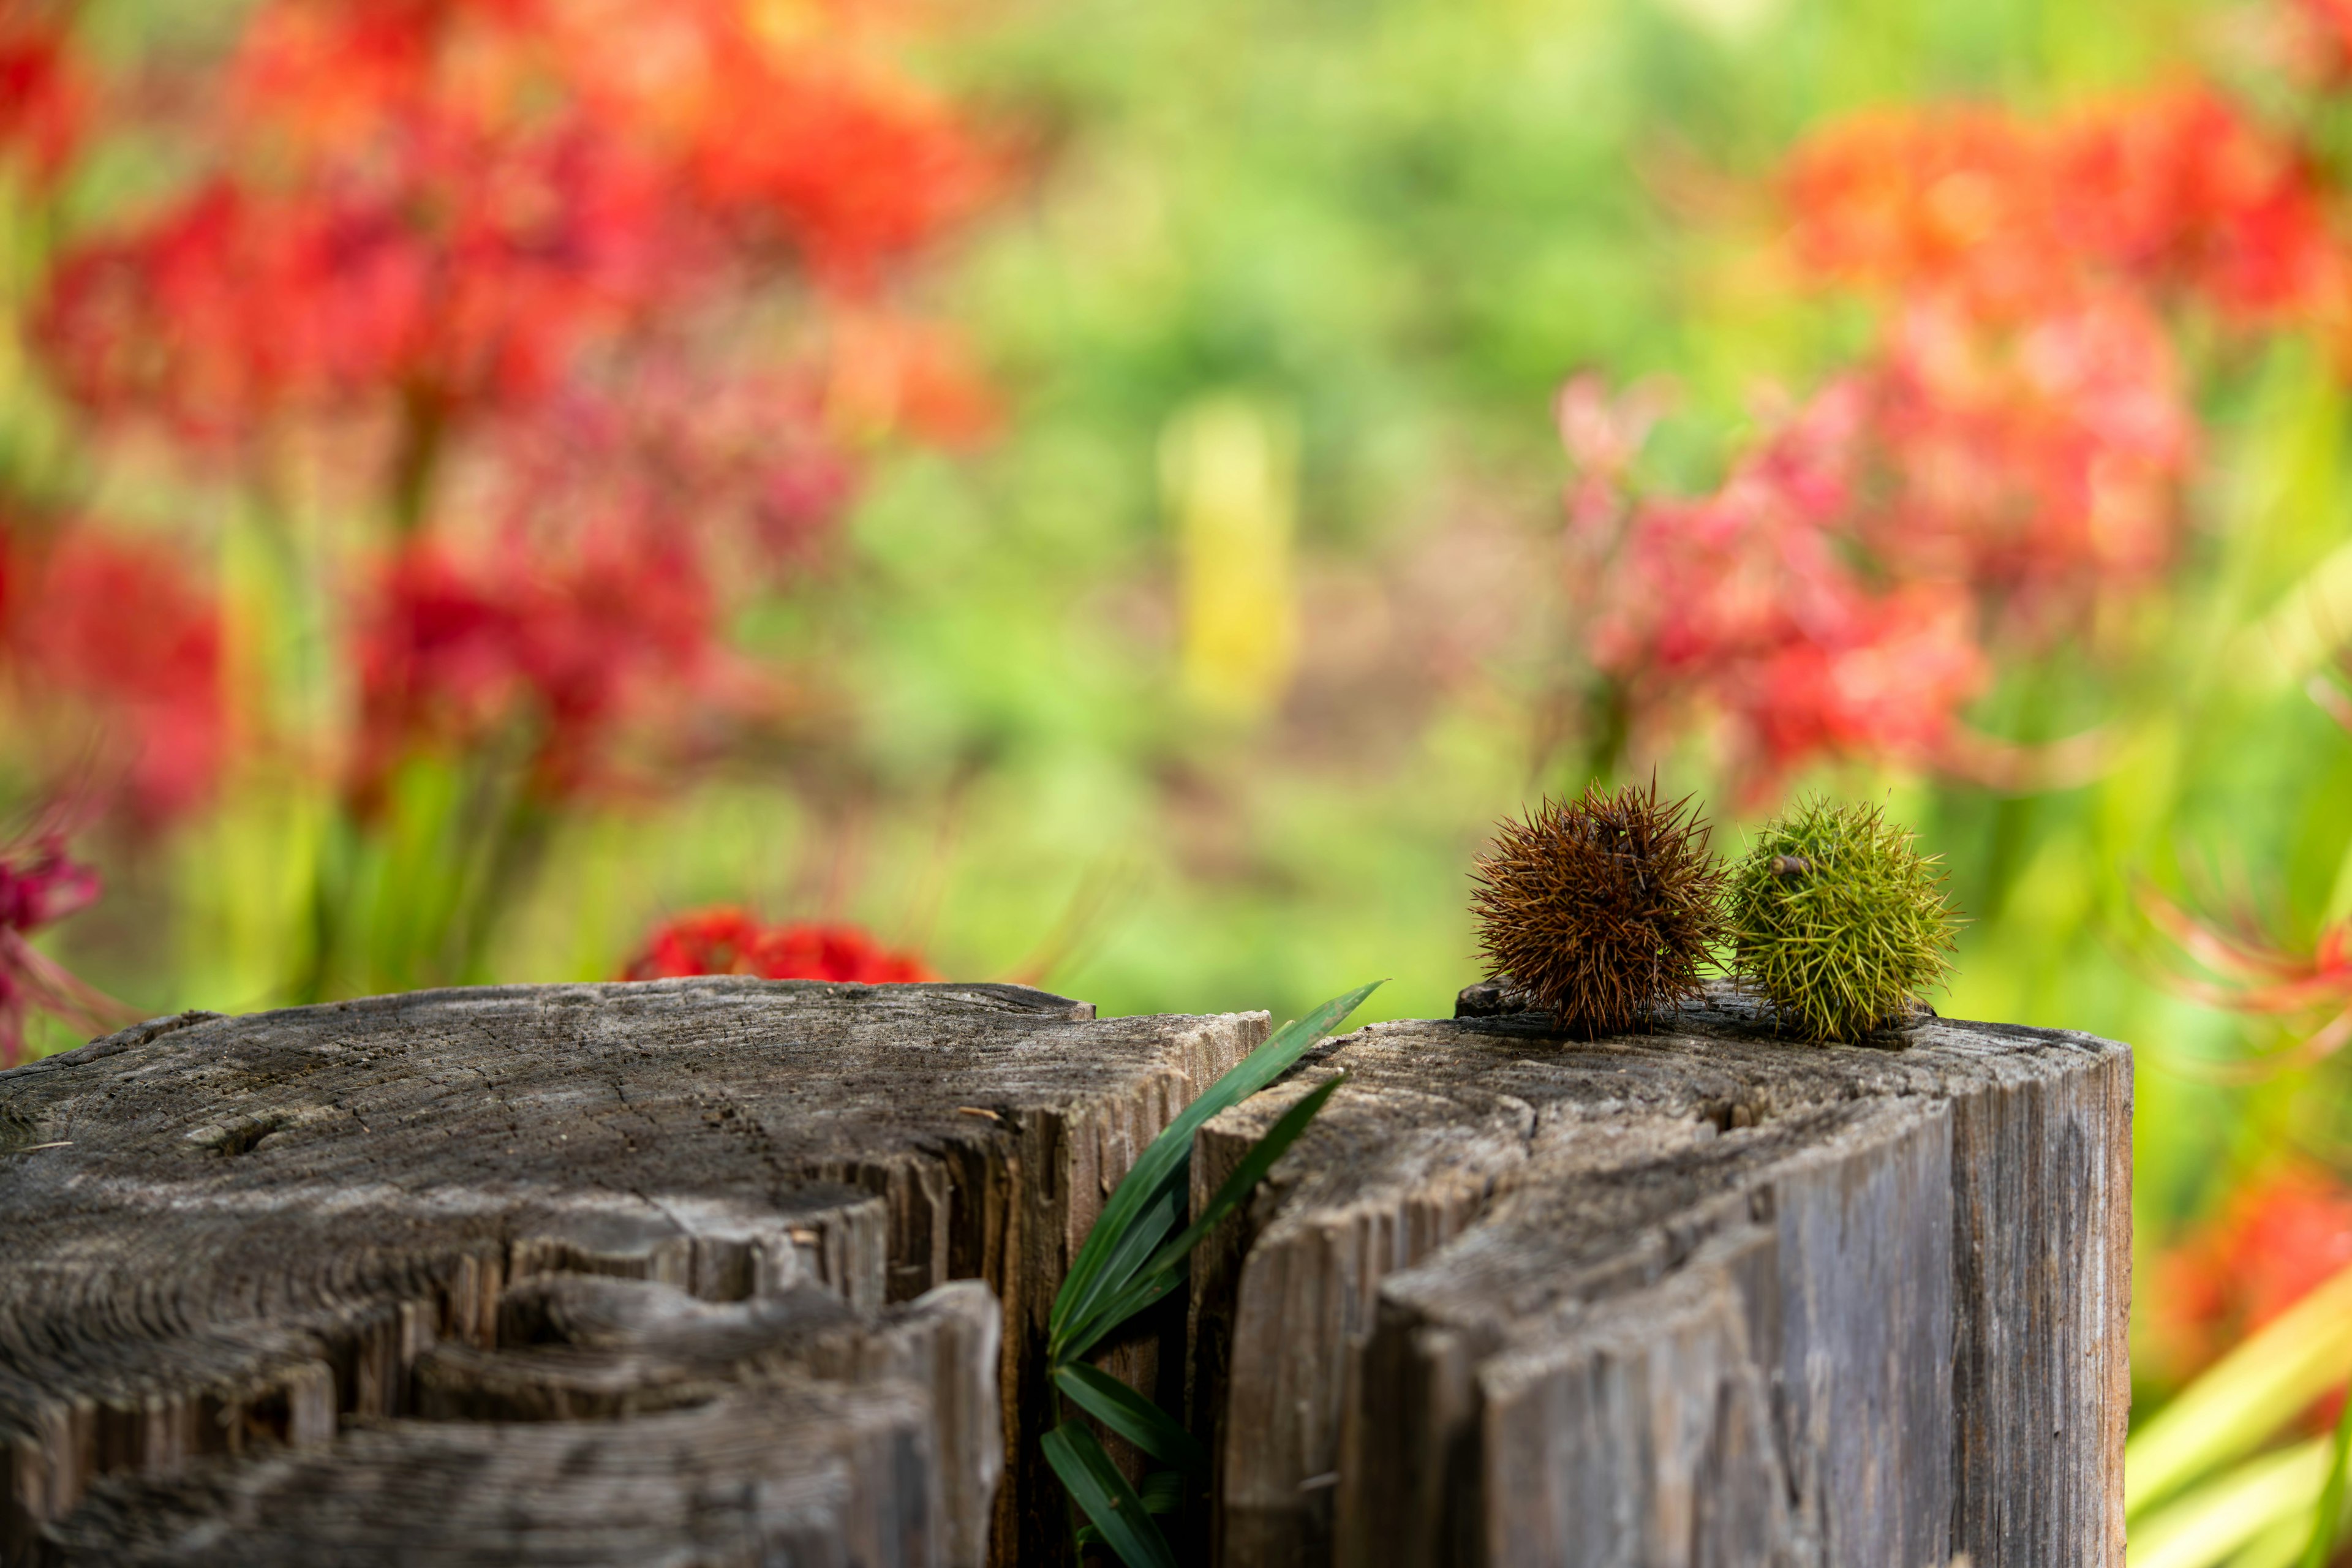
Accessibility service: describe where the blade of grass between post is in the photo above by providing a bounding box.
[1058,1270,1186,1366]
[1054,1178,1186,1360]
[1042,1422,1178,1568]
[1137,1072,1347,1283]
[1050,982,1379,1348]
[1055,1363,1210,1473]
[1059,1072,1352,1363]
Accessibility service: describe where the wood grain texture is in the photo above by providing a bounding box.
[1190,984,2130,1568]
[47,1277,999,1567]
[0,978,1267,1567]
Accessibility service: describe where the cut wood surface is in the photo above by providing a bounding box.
[0,978,1267,1566]
[1188,984,2130,1568]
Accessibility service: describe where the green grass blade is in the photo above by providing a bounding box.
[2128,1261,2352,1517]
[1058,1267,1186,1365]
[1050,982,1379,1343]
[1052,1178,1186,1362]
[1042,1422,1180,1568]
[2302,1378,2352,1568]
[1062,1072,1352,1361]
[1055,1363,1210,1473]
[1137,1471,1183,1513]
[1079,1476,1178,1551]
[1136,1071,1346,1283]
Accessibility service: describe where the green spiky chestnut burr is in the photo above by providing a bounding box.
[1728,796,1961,1041]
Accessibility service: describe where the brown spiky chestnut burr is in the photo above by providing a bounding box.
[1469,780,1727,1033]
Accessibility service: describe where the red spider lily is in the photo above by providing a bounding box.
[349,528,733,810]
[1574,379,1988,798]
[2144,888,2352,1072]
[0,4,86,187]
[1571,89,2261,790]
[1785,89,2342,329]
[0,809,131,1067]
[37,127,680,438]
[622,906,938,984]
[33,0,998,470]
[0,525,224,824]
[1788,107,2069,320]
[2060,90,2343,325]
[531,0,999,285]
[2143,1163,2352,1394]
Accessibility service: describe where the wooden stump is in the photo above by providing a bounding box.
[0,978,1267,1566]
[1188,986,2130,1568]
[3,976,2129,1566]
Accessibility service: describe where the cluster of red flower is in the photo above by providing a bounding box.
[4,0,995,829]
[1570,377,1990,796]
[38,0,992,438]
[0,0,993,1025]
[1574,81,2335,795]
[622,906,937,986]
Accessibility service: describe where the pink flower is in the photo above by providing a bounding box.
[2146,888,2352,1073]
[1866,287,2193,637]
[1575,380,1988,798]
[0,811,128,1066]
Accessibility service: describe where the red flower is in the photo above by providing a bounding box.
[350,527,727,810]
[0,5,86,186]
[2146,888,2352,1072]
[538,0,998,286]
[0,811,128,1067]
[37,121,679,436]
[2060,89,2343,325]
[1785,90,2342,328]
[34,0,997,440]
[622,906,938,984]
[1,524,224,824]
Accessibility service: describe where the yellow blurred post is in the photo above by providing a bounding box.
[1161,393,1302,723]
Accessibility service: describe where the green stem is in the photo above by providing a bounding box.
[292,807,358,1006]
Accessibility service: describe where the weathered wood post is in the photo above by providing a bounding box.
[1189,986,2130,1568]
[2,978,2127,1566]
[0,979,1267,1566]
